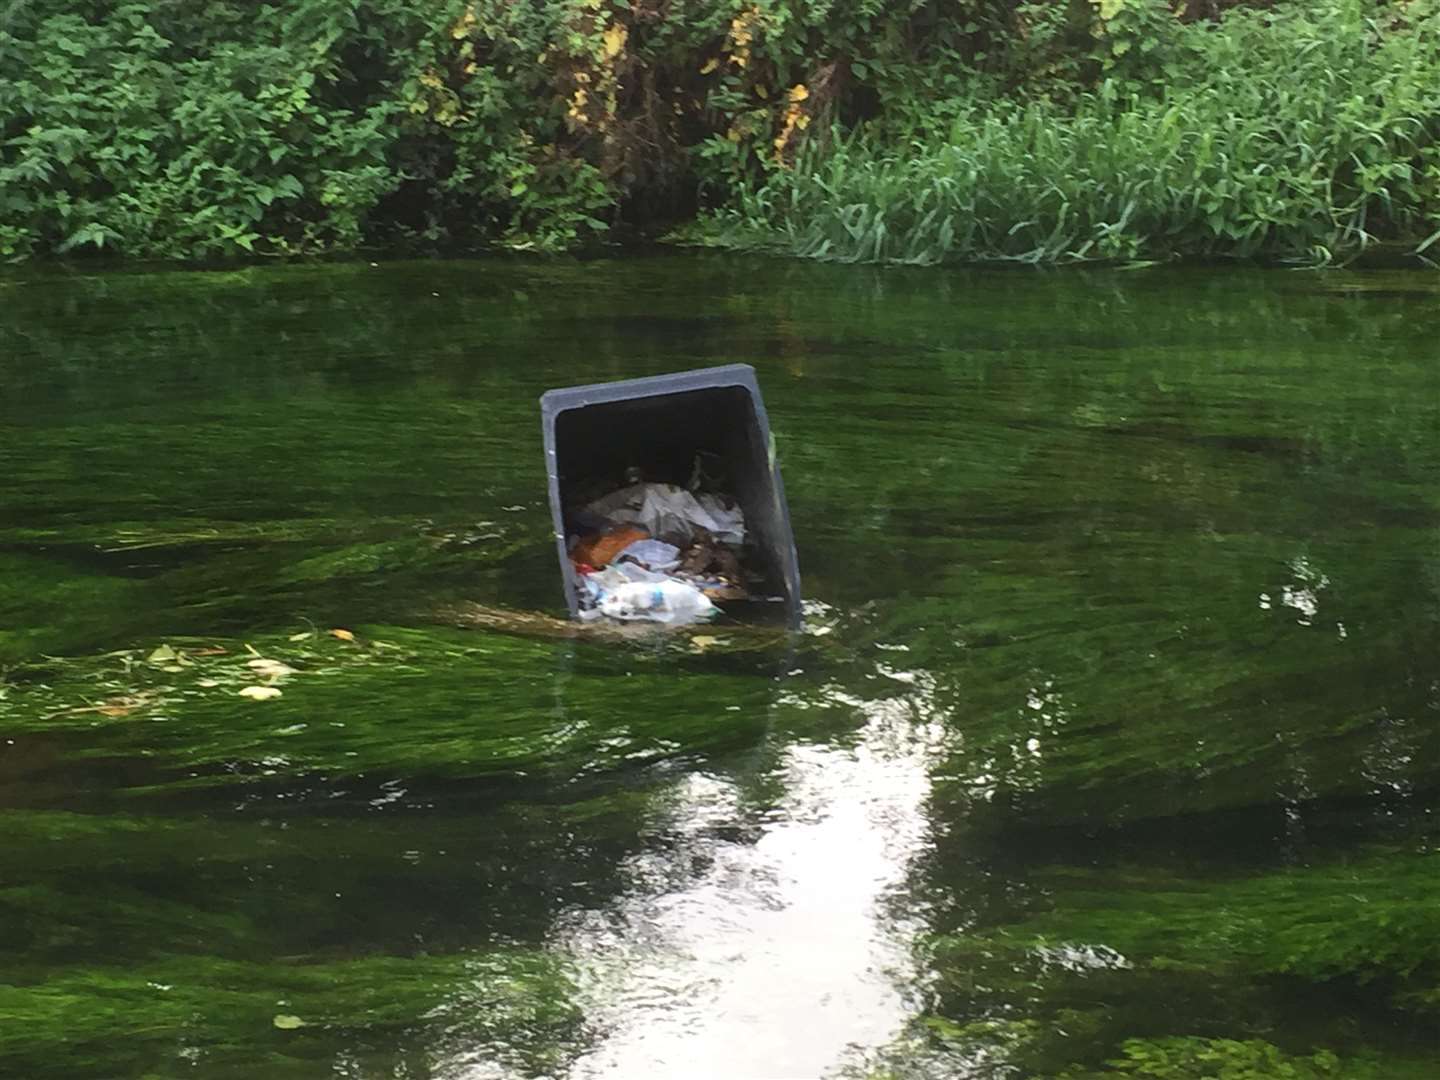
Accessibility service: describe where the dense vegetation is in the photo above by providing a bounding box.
[691,0,1440,265]
[3,0,1438,264]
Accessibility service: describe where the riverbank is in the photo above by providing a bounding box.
[3,1,1436,267]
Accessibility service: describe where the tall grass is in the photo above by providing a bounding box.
[690,1,1440,267]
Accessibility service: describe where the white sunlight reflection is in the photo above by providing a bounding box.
[552,669,947,1080]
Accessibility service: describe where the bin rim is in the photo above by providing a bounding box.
[539,363,759,417]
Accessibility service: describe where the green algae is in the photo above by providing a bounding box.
[1053,1037,1434,1080]
[3,257,1440,1078]
[897,837,1440,1077]
[1,951,583,1079]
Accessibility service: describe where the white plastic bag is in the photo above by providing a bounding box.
[597,579,718,624]
[577,562,666,603]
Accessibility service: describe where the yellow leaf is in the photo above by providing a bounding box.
[239,686,283,701]
[754,84,768,99]
[788,84,808,103]
[330,628,356,642]
[700,58,719,75]
[272,1014,306,1030]
[601,23,627,60]
[450,9,476,38]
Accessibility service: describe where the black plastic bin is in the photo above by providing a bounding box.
[540,364,801,625]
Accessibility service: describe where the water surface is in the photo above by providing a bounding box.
[2,257,1439,1079]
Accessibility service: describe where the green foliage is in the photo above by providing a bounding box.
[0,3,394,258]
[1062,1037,1349,1079]
[691,0,1440,266]
[9,0,1432,262]
[0,0,617,258]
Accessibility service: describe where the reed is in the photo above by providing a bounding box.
[689,1,1440,267]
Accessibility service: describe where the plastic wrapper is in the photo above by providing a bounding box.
[614,538,681,572]
[584,483,745,546]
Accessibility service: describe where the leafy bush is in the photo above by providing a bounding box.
[4,0,1437,262]
[0,0,617,258]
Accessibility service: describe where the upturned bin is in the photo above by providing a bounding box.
[540,364,801,625]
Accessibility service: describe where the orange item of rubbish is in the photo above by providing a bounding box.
[570,525,650,569]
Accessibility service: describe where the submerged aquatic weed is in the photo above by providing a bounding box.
[5,257,1440,1078]
[903,847,1440,1077]
[0,623,792,795]
[0,950,585,1079]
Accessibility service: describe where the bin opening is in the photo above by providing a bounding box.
[541,366,800,625]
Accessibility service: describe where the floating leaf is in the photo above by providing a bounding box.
[246,659,296,678]
[288,631,310,642]
[238,686,282,701]
[146,645,178,664]
[272,1014,305,1030]
[330,628,356,642]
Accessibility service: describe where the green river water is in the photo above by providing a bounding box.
[1,256,1438,1079]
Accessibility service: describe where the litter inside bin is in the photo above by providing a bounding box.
[584,482,746,546]
[568,478,754,624]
